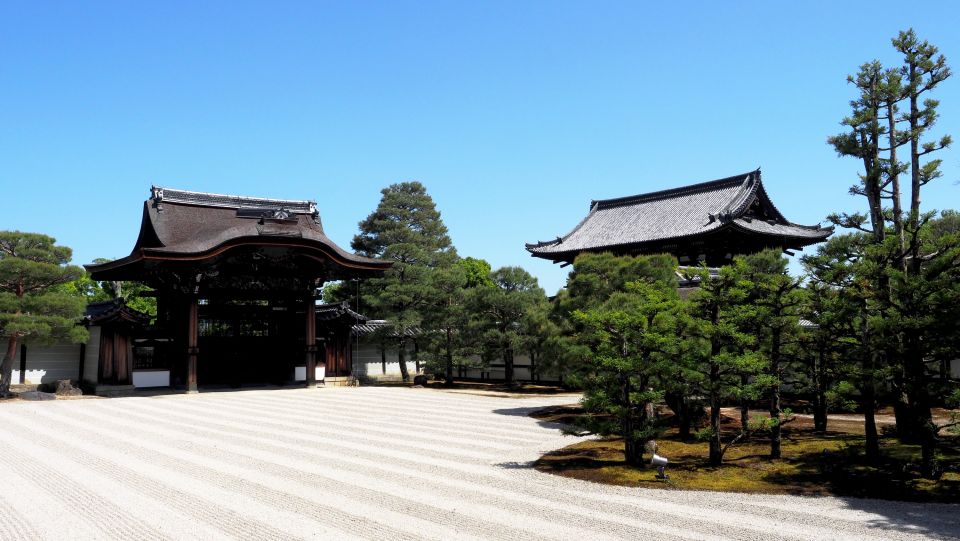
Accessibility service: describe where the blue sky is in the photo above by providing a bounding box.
[2,1,958,295]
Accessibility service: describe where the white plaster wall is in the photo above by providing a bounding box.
[14,343,82,384]
[352,342,415,380]
[83,326,101,384]
[132,370,170,388]
[293,365,325,381]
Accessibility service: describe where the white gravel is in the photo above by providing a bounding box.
[0,387,957,540]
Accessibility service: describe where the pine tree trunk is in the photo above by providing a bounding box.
[444,329,454,387]
[740,373,750,440]
[863,370,880,463]
[770,327,782,459]
[709,361,723,466]
[813,344,828,433]
[887,98,906,260]
[620,371,643,466]
[397,338,409,382]
[905,332,937,478]
[503,346,514,386]
[708,304,723,466]
[813,390,828,434]
[0,335,19,397]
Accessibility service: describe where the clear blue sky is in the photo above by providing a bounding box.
[2,1,958,295]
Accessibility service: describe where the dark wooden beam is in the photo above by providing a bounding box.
[78,342,86,382]
[186,297,199,393]
[305,297,317,388]
[18,344,26,385]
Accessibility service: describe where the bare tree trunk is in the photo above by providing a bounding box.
[0,335,19,397]
[397,338,409,382]
[503,346,514,386]
[444,328,454,387]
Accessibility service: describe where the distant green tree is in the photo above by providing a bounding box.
[472,266,547,386]
[420,258,488,386]
[84,258,157,317]
[0,232,88,396]
[351,182,457,382]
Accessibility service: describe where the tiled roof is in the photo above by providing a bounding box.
[151,186,317,215]
[84,299,151,326]
[87,186,390,280]
[351,320,422,337]
[316,302,369,323]
[526,169,831,261]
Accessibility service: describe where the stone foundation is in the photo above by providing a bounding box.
[94,384,136,397]
[323,376,358,387]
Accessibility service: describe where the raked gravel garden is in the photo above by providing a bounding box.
[0,386,957,541]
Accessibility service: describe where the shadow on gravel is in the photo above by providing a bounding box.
[494,461,535,469]
[838,498,960,539]
[492,406,577,432]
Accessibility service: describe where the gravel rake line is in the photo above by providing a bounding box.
[128,397,506,463]
[0,415,306,541]
[216,393,529,451]
[0,493,43,541]
[0,438,170,541]
[9,390,958,541]
[258,389,567,434]
[213,393,939,541]
[231,388,557,431]
[28,404,464,540]
[60,405,716,541]
[62,405,609,541]
[102,396,906,540]
[246,392,549,445]
[119,398,537,480]
[84,397,821,540]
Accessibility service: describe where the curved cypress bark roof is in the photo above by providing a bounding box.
[526,169,831,265]
[87,186,390,282]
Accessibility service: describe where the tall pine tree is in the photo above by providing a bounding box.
[352,182,456,382]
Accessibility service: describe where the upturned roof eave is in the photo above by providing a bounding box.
[527,218,832,263]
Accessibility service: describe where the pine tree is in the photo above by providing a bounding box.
[0,232,88,396]
[829,29,955,477]
[472,266,546,386]
[352,182,457,382]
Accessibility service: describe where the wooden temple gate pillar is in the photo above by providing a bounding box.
[305,297,318,388]
[97,325,133,386]
[186,296,199,393]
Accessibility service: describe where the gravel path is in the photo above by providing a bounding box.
[0,387,957,540]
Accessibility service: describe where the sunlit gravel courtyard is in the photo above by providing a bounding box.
[0,387,957,540]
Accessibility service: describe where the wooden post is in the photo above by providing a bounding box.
[18,344,26,384]
[186,297,199,393]
[305,297,317,388]
[78,342,86,382]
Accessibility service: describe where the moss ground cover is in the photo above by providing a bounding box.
[532,406,960,502]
